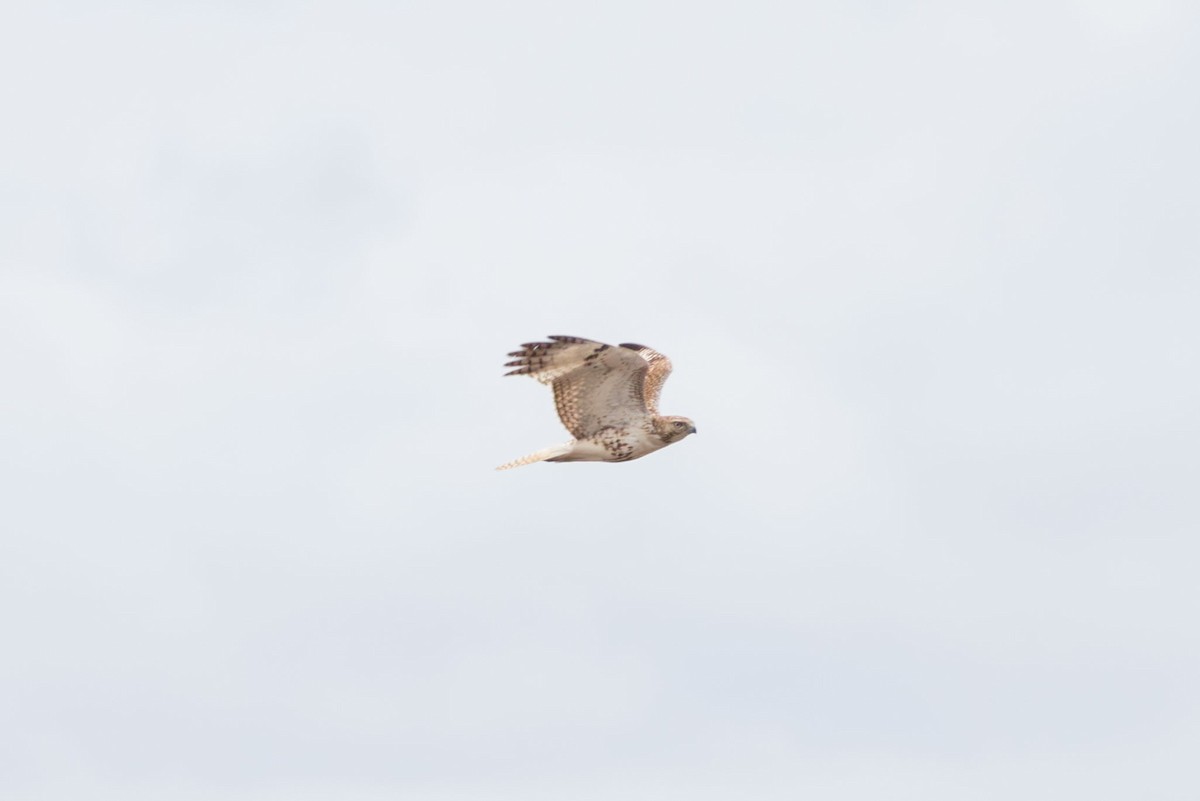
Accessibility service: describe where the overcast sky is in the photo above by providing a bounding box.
[2,1,1199,799]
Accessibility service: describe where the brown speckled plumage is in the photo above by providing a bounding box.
[497,335,697,470]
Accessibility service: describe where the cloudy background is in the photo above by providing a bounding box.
[3,1,1199,798]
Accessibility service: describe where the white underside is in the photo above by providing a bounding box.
[547,439,622,462]
[495,432,665,470]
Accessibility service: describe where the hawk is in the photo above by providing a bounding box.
[497,335,697,470]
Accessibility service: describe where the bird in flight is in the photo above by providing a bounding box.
[497,336,697,470]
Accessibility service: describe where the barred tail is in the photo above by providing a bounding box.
[495,443,573,471]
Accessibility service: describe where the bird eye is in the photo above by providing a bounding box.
[674,421,686,429]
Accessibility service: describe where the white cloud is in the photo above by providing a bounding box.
[2,1,1198,799]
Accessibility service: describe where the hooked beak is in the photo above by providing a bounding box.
[690,424,698,434]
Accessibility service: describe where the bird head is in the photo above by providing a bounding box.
[657,415,698,443]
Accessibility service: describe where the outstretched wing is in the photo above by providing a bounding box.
[505,336,650,438]
[619,343,673,415]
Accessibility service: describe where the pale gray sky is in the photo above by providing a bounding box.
[2,1,1199,799]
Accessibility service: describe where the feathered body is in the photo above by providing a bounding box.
[497,335,696,470]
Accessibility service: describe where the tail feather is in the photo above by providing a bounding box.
[495,443,573,471]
